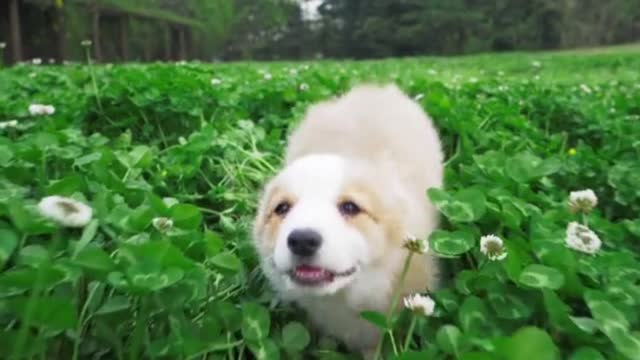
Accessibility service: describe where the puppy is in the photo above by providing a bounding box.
[252,84,444,357]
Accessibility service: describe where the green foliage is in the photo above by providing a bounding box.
[314,0,640,59]
[0,47,639,359]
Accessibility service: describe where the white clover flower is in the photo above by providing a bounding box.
[81,40,92,47]
[565,222,601,254]
[37,195,93,228]
[152,217,173,232]
[31,58,42,65]
[288,68,298,76]
[568,189,598,213]
[403,233,429,254]
[403,294,435,316]
[580,84,592,94]
[299,83,309,91]
[211,78,222,85]
[263,72,272,80]
[29,104,55,116]
[531,60,541,68]
[0,120,18,129]
[0,42,6,49]
[480,234,507,261]
[414,93,424,101]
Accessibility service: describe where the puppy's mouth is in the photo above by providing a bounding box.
[288,264,357,286]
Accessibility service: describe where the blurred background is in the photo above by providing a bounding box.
[1,0,640,65]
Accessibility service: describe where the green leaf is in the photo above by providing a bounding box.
[281,321,311,352]
[247,338,280,360]
[458,296,490,335]
[9,296,77,331]
[568,316,599,335]
[241,302,271,342]
[434,288,459,313]
[395,350,439,360]
[208,252,242,273]
[8,200,56,235]
[429,230,475,257]
[360,310,388,330]
[17,245,49,267]
[0,267,66,296]
[608,330,640,360]
[128,145,153,169]
[568,347,606,360]
[204,230,224,257]
[488,292,532,320]
[215,301,242,332]
[498,326,560,360]
[95,296,131,316]
[436,324,464,356]
[506,153,560,183]
[427,188,486,223]
[519,264,565,290]
[455,270,477,295]
[584,290,630,332]
[72,246,116,273]
[130,267,184,291]
[73,219,99,257]
[73,152,102,167]
[46,175,84,196]
[460,352,494,360]
[0,144,14,166]
[584,290,640,359]
[117,145,153,169]
[0,228,18,266]
[170,204,202,229]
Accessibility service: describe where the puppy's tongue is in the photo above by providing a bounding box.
[293,265,333,284]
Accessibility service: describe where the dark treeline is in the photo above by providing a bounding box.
[262,0,640,60]
[1,0,639,64]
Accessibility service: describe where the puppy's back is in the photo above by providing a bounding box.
[285,83,445,200]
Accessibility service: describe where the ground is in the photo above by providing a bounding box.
[0,45,639,359]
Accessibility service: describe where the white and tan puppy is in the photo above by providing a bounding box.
[252,83,444,356]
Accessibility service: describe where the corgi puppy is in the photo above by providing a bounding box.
[252,84,444,357]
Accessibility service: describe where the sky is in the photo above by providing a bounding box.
[300,0,323,20]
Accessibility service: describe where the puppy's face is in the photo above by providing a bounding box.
[253,154,399,296]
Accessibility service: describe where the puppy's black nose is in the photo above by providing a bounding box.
[287,229,322,257]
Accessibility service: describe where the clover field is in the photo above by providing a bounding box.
[1,47,640,360]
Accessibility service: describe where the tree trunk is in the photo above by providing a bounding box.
[92,3,102,62]
[178,27,187,60]
[164,26,172,61]
[56,5,67,62]
[120,16,129,61]
[8,0,23,62]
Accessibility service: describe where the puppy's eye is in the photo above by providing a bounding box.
[273,201,291,216]
[338,200,361,216]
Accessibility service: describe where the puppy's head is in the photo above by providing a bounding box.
[253,153,406,297]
